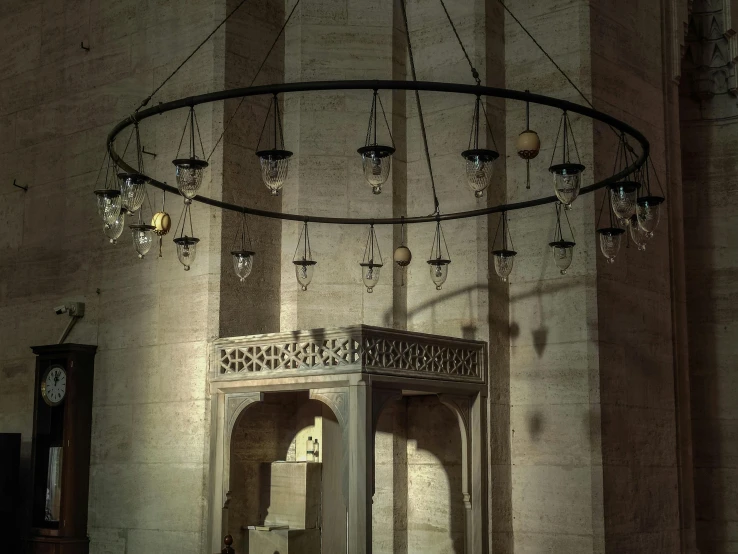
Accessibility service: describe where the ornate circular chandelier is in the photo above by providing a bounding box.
[95,0,666,292]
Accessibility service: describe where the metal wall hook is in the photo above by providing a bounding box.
[81,41,90,52]
[12,179,28,192]
[141,146,157,158]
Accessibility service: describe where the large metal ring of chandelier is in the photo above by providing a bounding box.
[107,79,650,226]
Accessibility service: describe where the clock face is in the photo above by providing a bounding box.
[41,365,67,406]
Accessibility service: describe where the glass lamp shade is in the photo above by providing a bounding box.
[360,263,382,293]
[118,173,148,213]
[608,181,640,223]
[256,149,292,196]
[103,210,126,244]
[129,223,155,258]
[173,236,200,271]
[597,227,625,264]
[427,258,450,290]
[636,196,664,237]
[461,149,499,197]
[550,240,575,275]
[549,163,585,207]
[492,249,517,282]
[293,260,316,291]
[231,250,255,282]
[173,158,208,201]
[94,189,122,226]
[629,216,649,251]
[357,145,395,194]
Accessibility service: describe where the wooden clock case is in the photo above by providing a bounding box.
[27,344,96,554]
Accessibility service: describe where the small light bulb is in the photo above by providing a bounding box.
[371,156,382,176]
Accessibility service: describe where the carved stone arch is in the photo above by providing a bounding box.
[438,395,472,504]
[309,388,349,503]
[309,388,348,429]
[438,393,475,554]
[223,392,264,509]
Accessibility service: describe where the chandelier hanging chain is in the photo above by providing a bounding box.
[549,112,565,168]
[364,92,378,146]
[256,94,287,151]
[207,0,302,163]
[175,202,195,240]
[398,0,440,215]
[376,93,395,148]
[479,100,500,153]
[553,202,575,243]
[438,0,480,85]
[363,90,394,148]
[492,212,503,249]
[134,0,250,113]
[504,212,514,251]
[232,212,253,251]
[566,112,581,164]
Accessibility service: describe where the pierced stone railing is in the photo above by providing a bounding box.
[211,325,487,384]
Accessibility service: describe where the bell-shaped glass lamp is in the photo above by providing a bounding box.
[94,189,122,226]
[129,223,155,259]
[118,173,148,213]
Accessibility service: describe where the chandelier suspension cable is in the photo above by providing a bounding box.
[376,93,395,147]
[134,0,250,113]
[398,0,440,215]
[438,0,481,85]
[207,0,302,162]
[498,0,589,109]
[498,0,639,156]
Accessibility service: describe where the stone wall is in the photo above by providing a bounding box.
[681,80,738,554]
[0,0,708,553]
[0,1,225,552]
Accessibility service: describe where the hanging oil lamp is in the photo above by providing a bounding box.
[596,187,625,264]
[256,94,292,196]
[629,215,649,251]
[118,123,148,214]
[231,213,255,282]
[461,95,499,198]
[607,134,641,225]
[293,221,316,291]
[549,111,585,207]
[360,224,383,293]
[103,209,126,244]
[549,202,575,275]
[130,203,155,259]
[94,154,122,226]
[427,219,451,290]
[516,91,540,190]
[172,202,199,271]
[492,211,517,281]
[172,106,209,203]
[357,90,395,195]
[636,156,666,237]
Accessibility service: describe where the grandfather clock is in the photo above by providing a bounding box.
[28,344,96,554]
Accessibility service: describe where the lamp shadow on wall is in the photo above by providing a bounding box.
[382,280,576,356]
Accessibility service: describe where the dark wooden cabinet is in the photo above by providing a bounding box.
[28,344,96,554]
[0,433,21,553]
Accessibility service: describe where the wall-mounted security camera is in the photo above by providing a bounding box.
[53,302,86,343]
[53,303,85,317]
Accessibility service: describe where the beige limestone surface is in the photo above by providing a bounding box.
[0,0,704,553]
